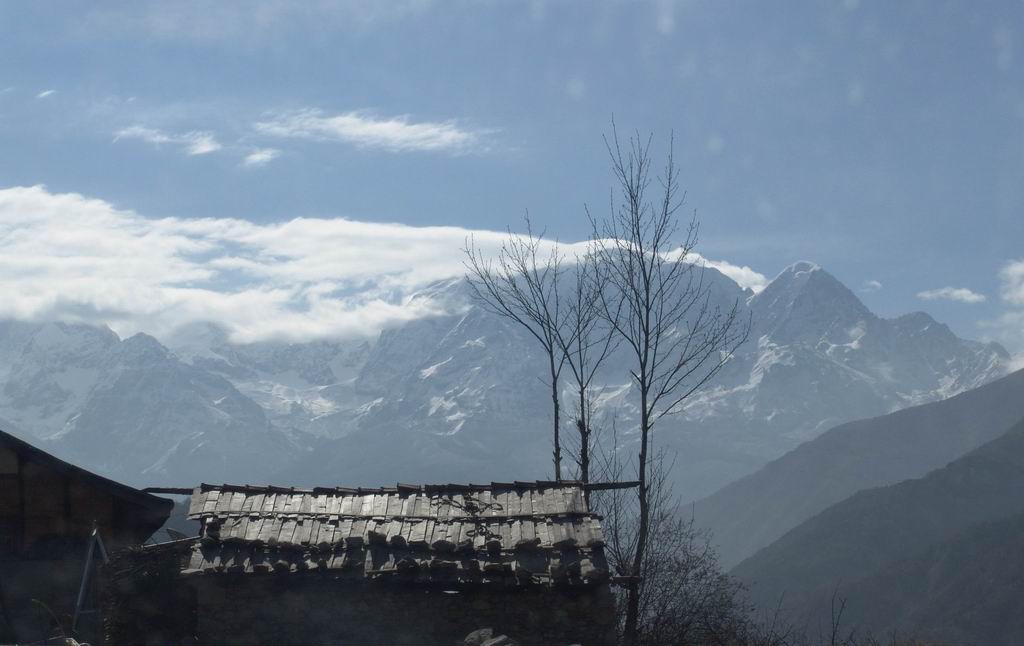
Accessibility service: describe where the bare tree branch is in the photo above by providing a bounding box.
[463,215,569,480]
[556,247,619,497]
[590,122,751,645]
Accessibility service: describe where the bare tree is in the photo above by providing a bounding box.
[464,217,569,480]
[592,424,777,646]
[556,249,617,495]
[590,125,751,644]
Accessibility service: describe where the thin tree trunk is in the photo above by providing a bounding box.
[463,217,568,488]
[624,389,651,646]
[578,388,590,504]
[590,125,750,645]
[550,353,562,481]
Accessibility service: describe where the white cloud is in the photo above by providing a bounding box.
[0,185,514,343]
[980,311,1024,358]
[0,185,766,344]
[183,132,221,155]
[115,125,222,156]
[704,259,768,293]
[916,286,986,304]
[861,279,882,292]
[255,109,487,154]
[242,148,280,167]
[985,259,1024,359]
[36,89,56,99]
[1012,355,1024,373]
[670,251,768,293]
[999,259,1024,306]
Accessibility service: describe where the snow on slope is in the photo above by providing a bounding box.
[0,262,1009,497]
[164,321,372,437]
[0,322,297,487]
[278,263,1008,498]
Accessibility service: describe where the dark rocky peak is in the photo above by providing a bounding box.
[113,332,172,364]
[751,262,873,344]
[891,311,957,340]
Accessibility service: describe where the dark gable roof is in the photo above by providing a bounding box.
[183,482,611,588]
[0,427,173,516]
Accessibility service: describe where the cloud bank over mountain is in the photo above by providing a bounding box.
[2,183,1017,364]
[0,185,766,344]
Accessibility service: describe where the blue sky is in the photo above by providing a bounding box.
[1,1,1022,354]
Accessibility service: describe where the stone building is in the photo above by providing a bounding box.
[0,428,173,644]
[108,481,621,645]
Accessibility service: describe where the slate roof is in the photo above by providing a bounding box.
[183,481,610,587]
[0,428,173,544]
[1,428,173,513]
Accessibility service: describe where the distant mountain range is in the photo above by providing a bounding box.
[0,320,296,485]
[836,510,1024,645]
[0,262,1010,496]
[692,366,1024,568]
[731,409,1024,645]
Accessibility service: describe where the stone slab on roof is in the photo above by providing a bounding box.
[183,481,610,588]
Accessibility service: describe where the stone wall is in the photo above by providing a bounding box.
[191,577,615,646]
[105,541,618,646]
[105,541,198,646]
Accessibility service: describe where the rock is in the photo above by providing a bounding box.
[462,628,494,645]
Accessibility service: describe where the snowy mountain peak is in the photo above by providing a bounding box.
[782,260,821,276]
[116,333,171,362]
[27,321,119,354]
[163,321,232,364]
[891,311,956,339]
[751,263,871,345]
[0,259,1011,497]
[763,261,849,298]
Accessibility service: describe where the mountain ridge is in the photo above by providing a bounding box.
[0,262,1010,495]
[692,366,1024,569]
[731,414,1024,645]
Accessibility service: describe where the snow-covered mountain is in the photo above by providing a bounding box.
[0,321,297,487]
[273,264,1006,498]
[665,262,1007,494]
[0,320,120,438]
[163,322,371,437]
[0,262,1009,497]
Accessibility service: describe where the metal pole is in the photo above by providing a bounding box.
[72,522,108,633]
